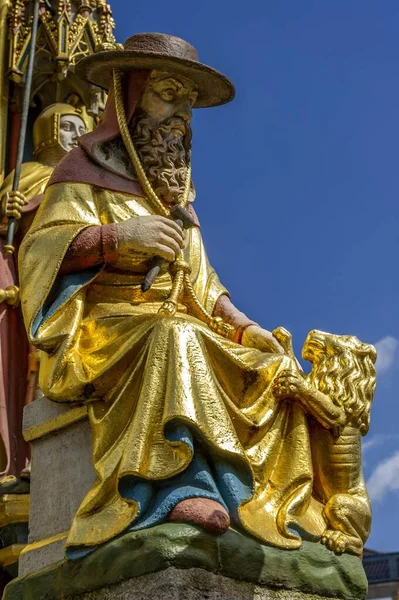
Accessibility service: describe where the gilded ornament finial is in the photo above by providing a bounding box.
[0,285,20,306]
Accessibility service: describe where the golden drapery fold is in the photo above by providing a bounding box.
[19,182,326,553]
[0,162,53,212]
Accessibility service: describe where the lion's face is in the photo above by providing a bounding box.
[303,330,377,435]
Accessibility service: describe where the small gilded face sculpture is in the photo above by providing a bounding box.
[59,115,87,152]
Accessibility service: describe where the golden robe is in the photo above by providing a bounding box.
[0,162,53,234]
[19,182,325,554]
[1,162,53,203]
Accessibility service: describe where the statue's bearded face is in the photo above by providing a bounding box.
[130,72,197,204]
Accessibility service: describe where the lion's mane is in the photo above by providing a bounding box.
[305,332,377,435]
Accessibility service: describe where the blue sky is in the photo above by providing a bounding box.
[112,1,399,552]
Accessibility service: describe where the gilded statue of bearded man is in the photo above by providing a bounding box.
[19,34,343,558]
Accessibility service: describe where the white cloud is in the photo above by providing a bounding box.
[362,436,380,453]
[362,434,399,467]
[363,434,399,454]
[374,336,398,375]
[367,450,399,502]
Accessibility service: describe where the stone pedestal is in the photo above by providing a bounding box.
[4,520,367,600]
[18,396,95,575]
[71,567,349,600]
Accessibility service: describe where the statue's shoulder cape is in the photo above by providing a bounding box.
[49,146,143,196]
[49,146,199,227]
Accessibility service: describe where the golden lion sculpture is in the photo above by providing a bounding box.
[273,329,377,556]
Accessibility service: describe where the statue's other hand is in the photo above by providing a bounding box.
[2,191,28,219]
[116,215,184,263]
[241,325,285,353]
[273,370,347,433]
[272,369,307,401]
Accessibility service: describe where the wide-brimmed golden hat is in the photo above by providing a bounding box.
[75,32,235,108]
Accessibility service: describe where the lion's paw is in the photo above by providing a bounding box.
[321,529,349,554]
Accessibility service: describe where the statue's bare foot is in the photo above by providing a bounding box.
[169,498,230,534]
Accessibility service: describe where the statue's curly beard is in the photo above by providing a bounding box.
[130,109,192,204]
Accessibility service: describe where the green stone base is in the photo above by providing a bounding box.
[2,524,367,600]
